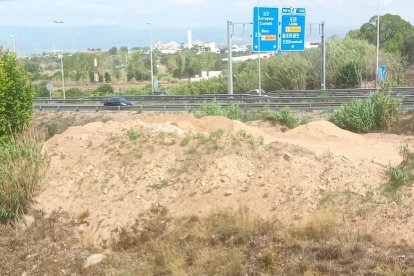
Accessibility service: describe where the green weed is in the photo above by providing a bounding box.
[127,128,141,140]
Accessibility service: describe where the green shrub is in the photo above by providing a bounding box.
[127,128,141,140]
[0,52,35,140]
[371,91,403,131]
[195,99,223,118]
[0,136,49,222]
[330,99,376,133]
[95,84,114,95]
[264,107,307,129]
[65,87,86,97]
[330,92,402,133]
[384,145,414,200]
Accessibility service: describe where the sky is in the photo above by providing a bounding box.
[0,0,413,29]
[0,0,413,54]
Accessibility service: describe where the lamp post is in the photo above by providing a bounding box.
[53,20,66,99]
[9,35,16,54]
[376,0,380,89]
[146,21,154,93]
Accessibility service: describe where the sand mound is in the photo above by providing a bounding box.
[35,114,414,247]
[286,121,364,142]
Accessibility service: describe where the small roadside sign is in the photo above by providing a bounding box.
[46,82,54,92]
[378,65,387,83]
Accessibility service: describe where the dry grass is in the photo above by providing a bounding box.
[0,132,49,222]
[109,207,414,275]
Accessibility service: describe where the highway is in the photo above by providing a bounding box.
[33,87,414,112]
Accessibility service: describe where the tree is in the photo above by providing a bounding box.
[0,52,35,139]
[104,72,111,83]
[348,14,414,59]
[108,46,118,55]
[335,62,362,89]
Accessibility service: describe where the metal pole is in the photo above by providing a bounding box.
[10,35,16,54]
[376,0,380,89]
[257,1,262,95]
[147,21,154,93]
[321,22,326,90]
[227,21,234,95]
[60,53,66,100]
[53,21,65,99]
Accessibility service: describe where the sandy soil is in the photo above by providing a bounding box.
[33,112,414,247]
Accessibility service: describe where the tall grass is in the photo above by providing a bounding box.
[0,135,49,222]
[330,91,402,133]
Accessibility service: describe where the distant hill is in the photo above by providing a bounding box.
[0,25,350,55]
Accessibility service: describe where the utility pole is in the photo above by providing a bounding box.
[9,35,16,54]
[53,20,65,99]
[227,21,233,95]
[376,0,380,89]
[146,21,154,93]
[321,22,326,90]
[310,22,326,90]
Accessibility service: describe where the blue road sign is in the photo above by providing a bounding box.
[281,8,306,51]
[252,7,279,52]
[378,65,387,83]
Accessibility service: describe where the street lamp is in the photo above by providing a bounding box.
[376,0,380,89]
[53,20,66,99]
[146,21,154,93]
[9,35,16,54]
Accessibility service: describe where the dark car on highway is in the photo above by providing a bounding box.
[103,97,132,106]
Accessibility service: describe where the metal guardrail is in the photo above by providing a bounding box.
[34,87,414,104]
[33,101,414,112]
[33,87,414,112]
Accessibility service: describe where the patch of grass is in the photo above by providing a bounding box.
[180,133,192,146]
[42,121,58,138]
[236,129,264,148]
[293,211,337,241]
[384,145,414,201]
[0,135,49,222]
[127,128,141,140]
[199,129,225,150]
[148,179,169,190]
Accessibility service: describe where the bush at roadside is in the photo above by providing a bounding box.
[330,91,402,133]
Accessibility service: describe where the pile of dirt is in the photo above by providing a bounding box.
[31,113,414,248]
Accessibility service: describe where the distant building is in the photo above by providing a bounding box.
[192,41,220,54]
[190,70,222,81]
[155,41,181,54]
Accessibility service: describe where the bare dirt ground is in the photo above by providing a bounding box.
[2,111,414,275]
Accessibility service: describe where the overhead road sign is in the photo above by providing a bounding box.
[253,7,279,52]
[281,8,306,51]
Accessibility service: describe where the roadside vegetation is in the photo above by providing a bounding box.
[25,14,411,97]
[195,100,310,128]
[385,145,414,202]
[330,90,403,133]
[0,52,49,223]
